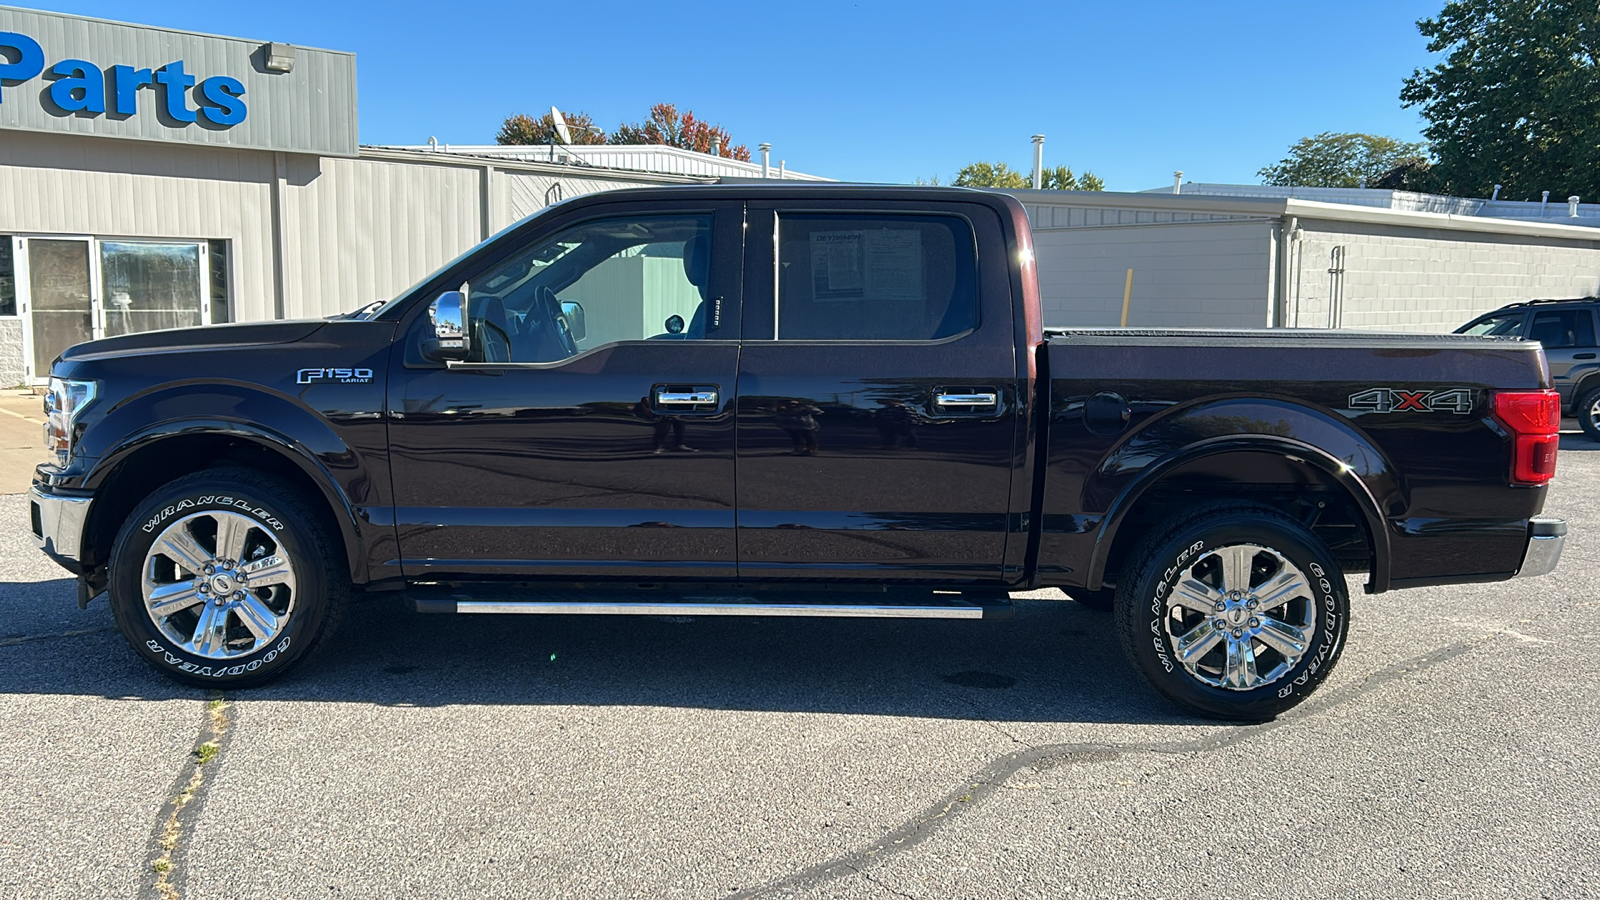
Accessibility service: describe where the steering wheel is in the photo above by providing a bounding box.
[533,286,578,359]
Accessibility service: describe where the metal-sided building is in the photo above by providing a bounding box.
[9,6,1600,389]
[1006,187,1600,331]
[0,7,800,386]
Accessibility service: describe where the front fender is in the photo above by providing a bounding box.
[1085,397,1401,592]
[80,384,368,578]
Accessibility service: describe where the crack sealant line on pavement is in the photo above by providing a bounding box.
[141,692,233,900]
[0,627,118,648]
[725,624,1529,900]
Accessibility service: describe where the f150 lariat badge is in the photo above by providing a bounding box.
[1348,387,1474,414]
[297,367,374,385]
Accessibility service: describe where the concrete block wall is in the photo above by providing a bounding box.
[1290,221,1600,332]
[0,319,23,386]
[1031,221,1274,329]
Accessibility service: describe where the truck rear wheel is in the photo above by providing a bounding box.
[1114,503,1348,721]
[1578,384,1600,442]
[107,468,348,688]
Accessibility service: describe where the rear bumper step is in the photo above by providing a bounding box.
[407,590,1014,621]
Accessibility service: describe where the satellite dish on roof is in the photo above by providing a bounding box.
[550,106,572,145]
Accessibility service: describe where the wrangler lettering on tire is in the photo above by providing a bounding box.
[108,468,348,689]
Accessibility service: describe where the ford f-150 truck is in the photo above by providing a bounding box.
[29,185,1568,720]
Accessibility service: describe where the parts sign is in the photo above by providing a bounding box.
[0,30,246,126]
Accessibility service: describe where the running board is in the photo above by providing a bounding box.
[406,589,1013,621]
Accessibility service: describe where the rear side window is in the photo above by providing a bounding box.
[1460,311,1526,337]
[776,214,977,341]
[1528,309,1597,348]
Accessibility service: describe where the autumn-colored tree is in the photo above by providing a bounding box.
[609,103,751,160]
[496,109,606,145]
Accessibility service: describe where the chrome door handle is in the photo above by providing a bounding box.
[934,392,998,406]
[657,391,718,405]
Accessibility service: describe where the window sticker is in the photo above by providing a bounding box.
[810,231,865,299]
[808,229,925,303]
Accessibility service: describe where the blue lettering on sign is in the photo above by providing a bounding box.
[0,30,247,127]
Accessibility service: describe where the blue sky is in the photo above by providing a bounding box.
[22,0,1443,190]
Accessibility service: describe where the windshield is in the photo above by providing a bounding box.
[1458,312,1526,337]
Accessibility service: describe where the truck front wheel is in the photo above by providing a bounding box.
[107,468,348,688]
[1114,504,1348,721]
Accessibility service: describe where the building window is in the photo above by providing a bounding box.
[209,241,230,324]
[0,238,15,316]
[99,241,205,337]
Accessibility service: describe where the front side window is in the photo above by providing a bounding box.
[463,214,714,363]
[1460,311,1526,337]
[1528,309,1597,349]
[776,214,978,341]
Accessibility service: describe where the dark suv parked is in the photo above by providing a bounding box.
[1458,298,1600,439]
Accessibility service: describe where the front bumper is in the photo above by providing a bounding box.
[29,485,92,573]
[1515,516,1566,579]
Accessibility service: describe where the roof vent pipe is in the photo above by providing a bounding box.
[1173,171,1184,195]
[427,136,438,152]
[759,143,772,178]
[1541,191,1550,216]
[779,160,786,180]
[710,136,721,157]
[1491,184,1502,200]
[1031,134,1045,190]
[1570,195,1581,217]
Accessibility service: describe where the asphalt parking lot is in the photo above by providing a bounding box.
[2,437,1597,899]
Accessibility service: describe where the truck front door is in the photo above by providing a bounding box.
[733,201,1025,583]
[387,201,744,581]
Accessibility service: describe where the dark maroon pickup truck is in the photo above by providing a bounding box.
[30,185,1566,720]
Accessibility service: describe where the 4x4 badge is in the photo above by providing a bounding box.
[1348,387,1473,414]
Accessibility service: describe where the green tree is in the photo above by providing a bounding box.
[1257,132,1428,188]
[1401,0,1600,199]
[495,109,606,145]
[954,161,1104,190]
[609,103,751,160]
[954,161,1030,188]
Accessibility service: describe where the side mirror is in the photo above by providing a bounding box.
[559,300,587,342]
[424,290,470,362]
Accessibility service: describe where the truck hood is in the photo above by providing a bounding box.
[57,320,327,362]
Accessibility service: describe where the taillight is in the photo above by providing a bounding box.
[1490,390,1560,485]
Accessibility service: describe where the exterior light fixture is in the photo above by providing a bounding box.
[262,43,295,73]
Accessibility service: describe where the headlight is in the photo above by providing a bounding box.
[43,377,97,466]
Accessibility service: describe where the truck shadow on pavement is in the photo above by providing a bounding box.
[0,576,1195,726]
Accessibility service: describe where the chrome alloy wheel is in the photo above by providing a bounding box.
[1589,395,1600,433]
[141,511,298,659]
[1163,543,1316,691]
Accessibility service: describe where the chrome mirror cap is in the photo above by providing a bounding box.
[426,290,470,361]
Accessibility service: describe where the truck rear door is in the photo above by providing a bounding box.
[733,200,1023,583]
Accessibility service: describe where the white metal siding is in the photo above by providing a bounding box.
[0,130,277,322]
[1032,221,1274,329]
[280,154,482,318]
